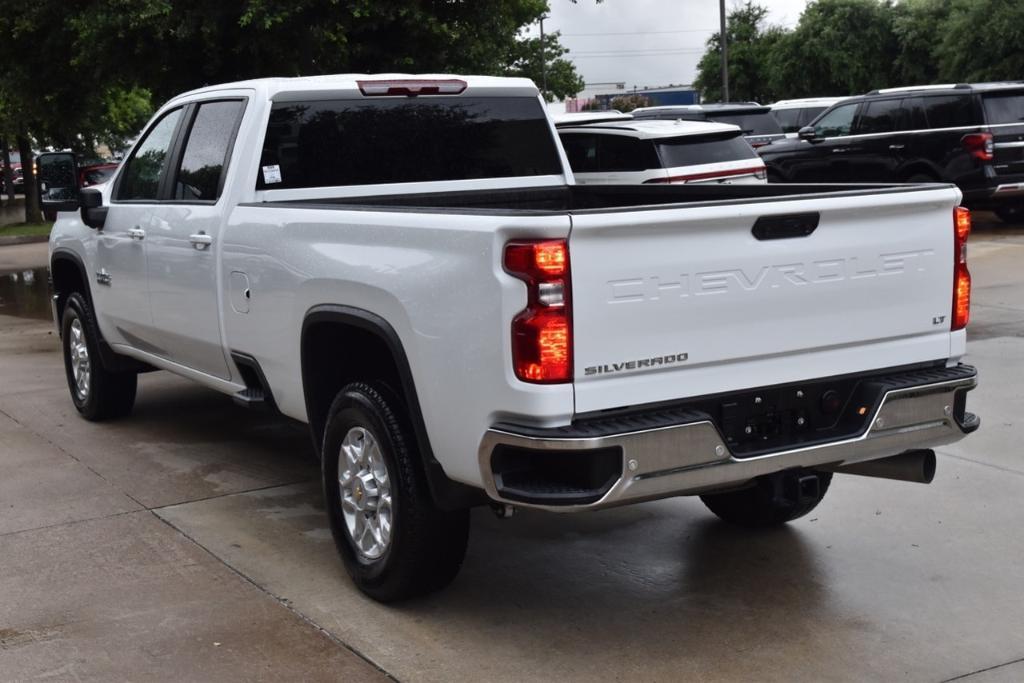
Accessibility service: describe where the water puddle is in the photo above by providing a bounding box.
[0,268,53,320]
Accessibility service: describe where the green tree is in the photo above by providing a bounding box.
[768,0,898,99]
[610,94,651,112]
[935,0,1024,82]
[694,2,786,103]
[891,0,951,85]
[0,1,587,221]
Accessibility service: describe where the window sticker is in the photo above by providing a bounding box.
[262,164,282,184]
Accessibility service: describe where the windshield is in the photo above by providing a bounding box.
[983,92,1024,124]
[706,112,782,135]
[655,133,757,167]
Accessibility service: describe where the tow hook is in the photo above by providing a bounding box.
[762,470,821,506]
[490,503,516,519]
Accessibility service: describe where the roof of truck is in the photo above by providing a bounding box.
[556,118,741,140]
[168,74,540,104]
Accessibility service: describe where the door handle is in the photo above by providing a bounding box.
[189,232,213,250]
[128,227,145,241]
[889,144,905,151]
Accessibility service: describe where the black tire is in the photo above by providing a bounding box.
[905,173,938,183]
[322,382,469,602]
[61,292,137,421]
[994,203,1024,224]
[765,169,786,184]
[700,471,832,528]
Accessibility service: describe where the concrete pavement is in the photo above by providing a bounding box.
[0,222,1022,681]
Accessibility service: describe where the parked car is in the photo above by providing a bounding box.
[770,97,849,134]
[759,82,1024,222]
[78,161,120,187]
[44,74,977,602]
[556,118,766,185]
[2,151,24,194]
[631,103,786,148]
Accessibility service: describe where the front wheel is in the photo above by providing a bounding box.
[700,470,832,528]
[322,382,469,602]
[61,292,137,420]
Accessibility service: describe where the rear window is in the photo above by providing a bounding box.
[921,95,976,128]
[559,133,660,172]
[706,112,783,135]
[655,133,757,167]
[258,96,562,190]
[982,93,1024,124]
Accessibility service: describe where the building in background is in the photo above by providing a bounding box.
[565,84,700,113]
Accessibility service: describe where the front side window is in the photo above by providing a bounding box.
[814,102,859,138]
[117,108,183,201]
[174,100,245,201]
[258,96,563,189]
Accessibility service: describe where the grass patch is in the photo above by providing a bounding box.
[0,222,53,238]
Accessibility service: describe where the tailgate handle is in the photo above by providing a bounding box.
[752,213,819,240]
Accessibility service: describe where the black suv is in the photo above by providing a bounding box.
[758,83,1024,222]
[631,103,785,148]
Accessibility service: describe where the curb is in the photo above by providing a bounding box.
[0,235,49,246]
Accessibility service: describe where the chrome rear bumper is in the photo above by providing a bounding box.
[479,366,978,512]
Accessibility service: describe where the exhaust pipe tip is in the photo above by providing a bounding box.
[828,449,937,484]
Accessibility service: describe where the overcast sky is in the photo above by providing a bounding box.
[527,0,810,92]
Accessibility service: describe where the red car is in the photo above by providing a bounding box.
[78,162,119,187]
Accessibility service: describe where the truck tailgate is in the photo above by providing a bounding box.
[569,187,959,413]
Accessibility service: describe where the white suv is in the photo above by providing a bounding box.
[557,118,766,185]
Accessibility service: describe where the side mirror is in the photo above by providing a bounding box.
[80,188,108,230]
[37,152,80,212]
[797,126,817,141]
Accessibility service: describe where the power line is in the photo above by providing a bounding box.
[560,28,718,37]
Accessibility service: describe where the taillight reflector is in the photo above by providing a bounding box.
[644,165,767,184]
[357,79,467,97]
[504,240,572,383]
[952,206,971,330]
[961,132,993,162]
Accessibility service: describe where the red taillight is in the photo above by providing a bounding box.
[961,132,993,162]
[952,206,971,330]
[504,240,572,383]
[357,79,467,97]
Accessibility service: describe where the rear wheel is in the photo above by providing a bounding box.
[994,202,1024,224]
[61,292,137,420]
[700,470,832,528]
[322,382,469,602]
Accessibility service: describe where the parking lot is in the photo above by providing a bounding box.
[1,219,1023,682]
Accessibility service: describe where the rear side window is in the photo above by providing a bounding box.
[116,108,183,201]
[857,99,907,134]
[560,133,599,172]
[708,112,782,135]
[258,96,562,189]
[655,133,757,167]
[174,100,245,201]
[922,95,976,128]
[982,93,1024,124]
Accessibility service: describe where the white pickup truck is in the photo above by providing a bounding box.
[41,74,978,602]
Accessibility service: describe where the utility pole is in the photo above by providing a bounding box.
[719,0,730,102]
[539,14,548,97]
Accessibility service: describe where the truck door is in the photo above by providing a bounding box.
[146,99,247,379]
[95,107,184,350]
